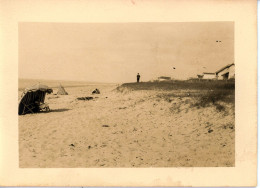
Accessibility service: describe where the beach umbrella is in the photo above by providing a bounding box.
[24,83,53,93]
[18,83,53,115]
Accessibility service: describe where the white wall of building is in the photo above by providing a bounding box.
[203,74,216,79]
[217,65,235,80]
[228,65,235,79]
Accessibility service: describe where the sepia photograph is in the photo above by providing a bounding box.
[0,0,257,186]
[18,22,235,168]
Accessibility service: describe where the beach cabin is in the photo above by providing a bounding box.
[197,74,204,79]
[158,76,171,81]
[202,72,216,79]
[215,63,235,80]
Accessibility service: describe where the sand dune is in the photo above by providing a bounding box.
[19,83,234,167]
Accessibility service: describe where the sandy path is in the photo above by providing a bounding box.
[19,85,234,167]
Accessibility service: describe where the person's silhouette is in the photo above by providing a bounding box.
[137,73,140,83]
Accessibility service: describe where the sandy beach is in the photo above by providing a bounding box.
[19,80,235,167]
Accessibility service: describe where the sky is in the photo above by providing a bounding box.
[19,22,234,83]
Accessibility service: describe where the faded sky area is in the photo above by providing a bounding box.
[19,22,234,83]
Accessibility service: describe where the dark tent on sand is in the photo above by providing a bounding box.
[57,84,68,95]
[18,83,53,115]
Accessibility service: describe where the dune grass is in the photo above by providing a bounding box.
[118,80,235,91]
[117,80,235,112]
[192,89,235,112]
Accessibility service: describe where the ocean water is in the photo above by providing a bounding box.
[18,78,118,91]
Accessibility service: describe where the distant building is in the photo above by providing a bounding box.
[202,72,216,79]
[196,63,235,80]
[158,76,171,81]
[216,63,235,80]
[196,74,204,80]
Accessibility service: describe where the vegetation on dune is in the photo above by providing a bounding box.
[117,80,235,112]
[192,89,234,112]
[195,89,234,106]
[118,80,235,91]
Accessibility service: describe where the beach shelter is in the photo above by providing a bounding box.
[18,83,53,115]
[57,84,68,95]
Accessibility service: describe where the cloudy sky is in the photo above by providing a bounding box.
[19,22,234,83]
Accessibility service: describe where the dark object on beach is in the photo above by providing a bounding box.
[77,97,93,101]
[18,83,53,115]
[208,129,213,133]
[102,125,109,127]
[92,88,100,94]
[70,144,75,147]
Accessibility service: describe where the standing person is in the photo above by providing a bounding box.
[137,73,141,83]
